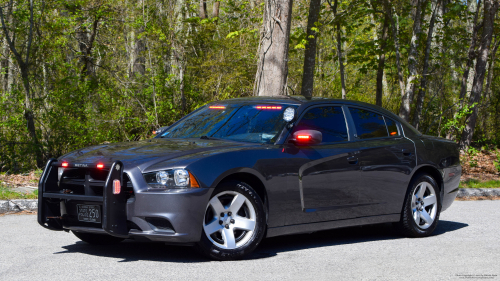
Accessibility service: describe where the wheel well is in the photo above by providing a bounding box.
[218,172,268,217]
[411,166,444,195]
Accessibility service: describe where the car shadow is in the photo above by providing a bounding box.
[55,220,468,262]
[252,220,468,259]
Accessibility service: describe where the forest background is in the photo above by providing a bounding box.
[0,0,499,173]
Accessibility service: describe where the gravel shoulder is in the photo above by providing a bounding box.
[0,201,499,281]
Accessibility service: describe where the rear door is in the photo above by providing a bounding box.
[346,107,416,217]
[285,105,363,225]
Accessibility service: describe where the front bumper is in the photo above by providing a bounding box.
[38,159,212,244]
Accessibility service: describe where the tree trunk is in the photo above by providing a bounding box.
[0,0,43,168]
[375,14,389,106]
[413,1,440,129]
[199,0,207,19]
[179,62,186,113]
[132,26,146,76]
[484,40,499,99]
[76,15,100,78]
[254,0,294,96]
[385,0,406,108]
[460,0,499,149]
[337,23,346,99]
[399,0,425,122]
[212,1,220,18]
[300,0,321,98]
[459,0,482,107]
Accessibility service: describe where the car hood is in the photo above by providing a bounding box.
[58,138,248,171]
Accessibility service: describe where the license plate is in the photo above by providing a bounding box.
[77,205,101,223]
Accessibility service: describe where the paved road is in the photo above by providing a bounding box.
[1,201,499,281]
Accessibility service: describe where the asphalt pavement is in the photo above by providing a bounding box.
[1,201,499,281]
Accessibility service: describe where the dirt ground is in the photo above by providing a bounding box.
[460,149,500,182]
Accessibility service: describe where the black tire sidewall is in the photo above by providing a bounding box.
[400,173,442,237]
[197,180,266,260]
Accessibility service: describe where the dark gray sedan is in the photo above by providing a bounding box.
[38,96,461,260]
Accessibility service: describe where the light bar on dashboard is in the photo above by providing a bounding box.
[256,105,282,110]
[209,106,226,109]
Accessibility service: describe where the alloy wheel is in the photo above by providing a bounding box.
[411,181,437,230]
[203,191,257,249]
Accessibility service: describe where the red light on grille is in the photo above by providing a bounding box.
[61,162,69,168]
[256,105,282,110]
[209,106,225,109]
[113,179,121,194]
[390,132,397,136]
[297,135,311,140]
[96,163,104,169]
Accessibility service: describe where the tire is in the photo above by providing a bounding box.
[396,173,441,237]
[196,180,266,260]
[72,231,125,245]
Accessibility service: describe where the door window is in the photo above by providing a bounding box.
[294,106,348,143]
[348,108,388,139]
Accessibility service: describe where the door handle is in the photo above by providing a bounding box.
[402,149,412,156]
[347,156,358,164]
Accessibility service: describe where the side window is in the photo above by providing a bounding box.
[348,108,388,139]
[294,106,348,143]
[384,117,400,137]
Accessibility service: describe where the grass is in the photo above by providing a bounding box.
[0,185,38,200]
[459,179,500,189]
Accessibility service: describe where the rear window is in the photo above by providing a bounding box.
[384,117,400,137]
[348,108,388,139]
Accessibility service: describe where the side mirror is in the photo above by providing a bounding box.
[290,130,322,145]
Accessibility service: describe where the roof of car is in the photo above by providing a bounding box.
[215,96,401,121]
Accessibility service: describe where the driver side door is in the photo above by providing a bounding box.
[285,105,363,225]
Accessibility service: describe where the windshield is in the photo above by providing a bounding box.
[160,104,296,144]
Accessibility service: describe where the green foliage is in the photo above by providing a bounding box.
[0,0,498,173]
[459,179,500,189]
[0,185,38,200]
[494,152,500,174]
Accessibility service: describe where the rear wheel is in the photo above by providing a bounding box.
[72,231,125,245]
[397,173,441,237]
[197,181,266,260]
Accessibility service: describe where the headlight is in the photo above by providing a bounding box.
[143,169,199,189]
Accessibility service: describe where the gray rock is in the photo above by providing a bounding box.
[0,200,8,213]
[10,199,38,211]
[0,199,38,214]
[457,188,500,198]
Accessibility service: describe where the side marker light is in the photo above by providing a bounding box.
[189,172,200,188]
[113,179,121,194]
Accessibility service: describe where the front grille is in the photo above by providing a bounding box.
[57,168,108,196]
[45,167,135,198]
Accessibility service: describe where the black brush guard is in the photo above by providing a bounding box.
[38,159,129,238]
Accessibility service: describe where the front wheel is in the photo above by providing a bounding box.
[396,173,441,237]
[196,181,266,260]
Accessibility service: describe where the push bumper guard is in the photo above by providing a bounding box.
[38,159,129,238]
